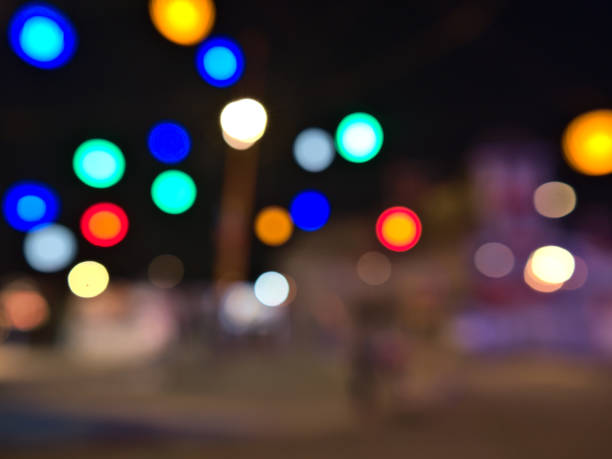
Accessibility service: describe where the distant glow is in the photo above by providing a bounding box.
[9,3,77,69]
[149,0,215,46]
[254,271,290,307]
[219,282,285,335]
[530,246,575,284]
[336,112,383,163]
[73,139,125,188]
[151,170,197,214]
[474,242,515,278]
[290,190,330,231]
[67,261,109,298]
[1,287,49,332]
[533,181,576,218]
[376,206,422,252]
[80,203,129,247]
[220,98,268,146]
[563,110,612,175]
[254,206,293,246]
[356,251,391,286]
[2,181,59,232]
[196,37,244,87]
[524,256,563,293]
[563,256,588,290]
[148,254,184,288]
[24,224,77,272]
[293,128,335,172]
[148,121,191,164]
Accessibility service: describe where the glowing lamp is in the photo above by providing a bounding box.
[563,109,612,175]
[289,190,330,231]
[220,98,267,146]
[9,3,77,69]
[336,112,383,163]
[80,203,129,247]
[2,181,59,232]
[73,139,125,188]
[67,261,109,298]
[149,0,215,46]
[376,206,422,252]
[196,37,244,87]
[254,206,293,246]
[148,121,191,164]
[151,170,197,214]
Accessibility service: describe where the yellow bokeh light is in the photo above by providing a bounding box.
[562,109,612,175]
[523,256,563,293]
[149,0,215,46]
[220,98,268,146]
[254,206,293,246]
[530,245,575,285]
[381,213,416,246]
[533,181,576,219]
[67,261,110,298]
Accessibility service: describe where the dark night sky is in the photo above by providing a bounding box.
[1,0,612,280]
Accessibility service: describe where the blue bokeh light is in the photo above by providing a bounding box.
[23,224,77,273]
[8,3,77,70]
[289,190,330,231]
[148,121,191,164]
[195,37,244,88]
[2,181,59,232]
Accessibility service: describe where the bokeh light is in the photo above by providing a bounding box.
[151,170,197,214]
[254,271,290,307]
[73,139,125,188]
[293,128,335,172]
[562,255,588,290]
[530,245,575,284]
[148,254,184,288]
[220,98,268,147]
[336,112,383,163]
[67,261,110,298]
[254,206,293,246]
[24,224,77,272]
[563,109,612,175]
[148,121,191,164]
[9,3,77,69]
[376,206,422,252]
[196,36,244,87]
[1,283,49,332]
[80,203,129,247]
[221,130,254,150]
[356,251,392,286]
[149,0,215,46]
[2,181,59,232]
[474,242,515,278]
[524,256,563,293]
[533,181,577,218]
[290,190,330,231]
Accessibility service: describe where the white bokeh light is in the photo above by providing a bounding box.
[530,245,575,284]
[220,98,267,146]
[293,128,335,172]
[342,122,377,157]
[254,271,290,307]
[23,224,77,273]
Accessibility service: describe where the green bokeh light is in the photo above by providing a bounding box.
[151,170,197,214]
[73,139,125,188]
[335,112,383,163]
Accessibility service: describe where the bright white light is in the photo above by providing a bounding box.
[254,271,289,307]
[220,98,267,145]
[343,122,377,157]
[23,224,77,272]
[293,128,335,172]
[530,245,575,284]
[474,242,515,278]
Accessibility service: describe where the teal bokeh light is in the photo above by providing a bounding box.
[73,139,125,188]
[151,170,197,214]
[335,112,384,163]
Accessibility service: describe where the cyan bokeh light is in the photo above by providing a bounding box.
[2,181,59,232]
[24,224,77,273]
[151,170,197,214]
[196,37,244,87]
[336,112,384,163]
[148,121,191,164]
[289,190,330,231]
[9,3,77,69]
[73,139,125,188]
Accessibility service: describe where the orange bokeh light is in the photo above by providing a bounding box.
[376,206,422,252]
[254,206,293,246]
[149,0,215,46]
[562,109,612,175]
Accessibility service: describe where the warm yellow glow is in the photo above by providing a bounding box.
[523,256,563,293]
[220,98,268,146]
[68,261,110,298]
[149,0,215,46]
[221,130,255,150]
[530,245,575,285]
[254,206,293,246]
[381,213,416,247]
[533,181,576,219]
[562,109,612,175]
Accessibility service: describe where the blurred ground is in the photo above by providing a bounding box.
[1,344,612,458]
